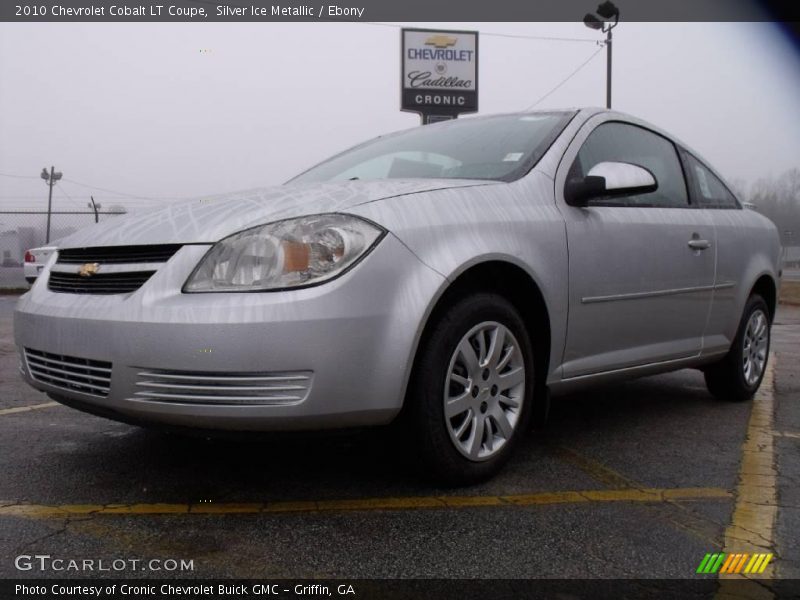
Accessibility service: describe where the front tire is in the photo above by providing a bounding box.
[704,294,771,402]
[408,293,535,485]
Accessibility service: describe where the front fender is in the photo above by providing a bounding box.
[350,174,569,384]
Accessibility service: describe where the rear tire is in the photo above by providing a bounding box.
[704,294,770,402]
[407,293,535,485]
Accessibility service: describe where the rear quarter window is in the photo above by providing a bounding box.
[683,153,740,209]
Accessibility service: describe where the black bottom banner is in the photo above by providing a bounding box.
[3,579,800,600]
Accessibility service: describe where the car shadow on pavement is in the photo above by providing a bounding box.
[19,366,747,501]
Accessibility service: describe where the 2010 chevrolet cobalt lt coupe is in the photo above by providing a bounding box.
[15,108,780,484]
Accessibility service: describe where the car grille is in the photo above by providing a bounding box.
[24,348,112,397]
[134,370,313,406]
[48,244,182,295]
[48,271,156,294]
[57,244,182,264]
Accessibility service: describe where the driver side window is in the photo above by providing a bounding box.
[569,122,689,207]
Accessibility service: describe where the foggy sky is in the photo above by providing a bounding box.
[1,21,799,211]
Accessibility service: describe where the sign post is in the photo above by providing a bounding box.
[401,28,479,125]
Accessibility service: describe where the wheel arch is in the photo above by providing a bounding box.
[399,258,552,414]
[749,273,777,322]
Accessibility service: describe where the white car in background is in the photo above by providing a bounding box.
[23,246,56,284]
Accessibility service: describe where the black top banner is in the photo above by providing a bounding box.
[2,0,800,22]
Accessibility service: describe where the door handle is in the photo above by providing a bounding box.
[687,239,711,251]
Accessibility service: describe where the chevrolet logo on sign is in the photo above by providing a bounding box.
[425,35,457,49]
[78,263,100,277]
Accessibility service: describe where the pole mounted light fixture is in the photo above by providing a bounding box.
[596,1,620,19]
[583,0,619,109]
[583,14,604,30]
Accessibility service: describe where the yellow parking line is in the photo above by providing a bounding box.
[555,445,730,547]
[0,487,730,519]
[716,353,778,598]
[0,401,59,416]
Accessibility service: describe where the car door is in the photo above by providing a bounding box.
[680,150,752,355]
[556,118,716,378]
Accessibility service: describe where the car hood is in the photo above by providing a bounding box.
[55,179,495,248]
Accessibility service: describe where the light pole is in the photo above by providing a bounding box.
[583,1,620,109]
[40,166,62,244]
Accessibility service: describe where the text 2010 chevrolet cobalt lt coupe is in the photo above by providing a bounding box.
[15,108,780,483]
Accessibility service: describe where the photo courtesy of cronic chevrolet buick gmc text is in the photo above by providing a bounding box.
[14,108,781,484]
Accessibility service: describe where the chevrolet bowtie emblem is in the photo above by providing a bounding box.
[78,262,100,277]
[425,35,457,49]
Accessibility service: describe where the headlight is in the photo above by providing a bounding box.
[183,214,385,292]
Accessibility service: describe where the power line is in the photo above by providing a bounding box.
[1,172,155,198]
[1,172,182,200]
[0,172,41,180]
[473,31,600,43]
[523,46,606,110]
[61,177,155,199]
[55,183,72,201]
[0,194,172,200]
[55,182,85,210]
[0,210,126,215]
[360,22,599,44]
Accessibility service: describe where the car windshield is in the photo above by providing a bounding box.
[290,112,575,184]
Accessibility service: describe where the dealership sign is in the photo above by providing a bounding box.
[401,28,479,123]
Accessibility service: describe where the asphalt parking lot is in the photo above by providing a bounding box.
[0,294,798,589]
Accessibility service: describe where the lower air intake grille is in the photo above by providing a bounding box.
[134,370,313,406]
[48,271,156,294]
[24,348,112,397]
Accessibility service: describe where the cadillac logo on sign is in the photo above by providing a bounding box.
[401,28,479,124]
[78,262,100,277]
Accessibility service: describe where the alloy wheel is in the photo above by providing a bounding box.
[742,308,768,387]
[444,321,526,461]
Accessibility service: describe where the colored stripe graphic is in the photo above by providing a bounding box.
[711,553,726,573]
[744,554,761,574]
[732,554,749,573]
[696,554,713,573]
[720,554,737,573]
[757,554,773,574]
[697,553,773,574]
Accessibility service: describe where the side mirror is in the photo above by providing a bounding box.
[565,161,658,206]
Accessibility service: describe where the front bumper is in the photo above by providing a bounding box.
[14,235,444,431]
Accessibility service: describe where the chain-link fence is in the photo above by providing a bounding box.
[0,210,126,288]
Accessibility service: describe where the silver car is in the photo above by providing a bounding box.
[14,108,780,484]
